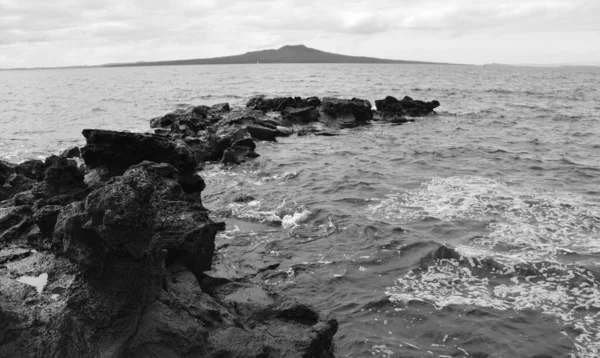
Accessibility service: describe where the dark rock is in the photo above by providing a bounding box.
[0,205,33,246]
[15,159,45,182]
[319,97,373,128]
[246,124,281,142]
[176,174,206,194]
[211,102,230,113]
[149,103,230,137]
[1,153,338,358]
[0,174,37,203]
[54,161,223,273]
[305,96,322,107]
[33,205,63,235]
[43,156,85,191]
[81,129,198,176]
[283,106,320,125]
[0,160,15,186]
[60,146,81,159]
[374,95,440,121]
[247,95,321,113]
[232,193,255,203]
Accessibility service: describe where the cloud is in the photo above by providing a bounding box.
[0,0,599,67]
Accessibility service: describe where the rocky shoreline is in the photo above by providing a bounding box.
[0,95,439,357]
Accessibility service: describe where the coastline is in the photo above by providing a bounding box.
[0,95,438,357]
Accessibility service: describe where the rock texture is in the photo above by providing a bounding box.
[319,97,373,128]
[0,110,340,357]
[247,95,321,113]
[375,96,440,123]
[81,129,198,176]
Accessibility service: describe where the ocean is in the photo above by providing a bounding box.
[1,64,600,357]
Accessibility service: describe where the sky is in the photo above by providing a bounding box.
[1,0,599,68]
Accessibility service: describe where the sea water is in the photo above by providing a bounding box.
[2,64,600,357]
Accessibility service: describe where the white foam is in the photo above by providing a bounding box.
[368,176,600,263]
[386,259,600,357]
[17,273,48,294]
[281,209,312,229]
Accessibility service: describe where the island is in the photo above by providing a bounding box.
[103,44,450,67]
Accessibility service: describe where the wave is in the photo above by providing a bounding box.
[385,243,600,357]
[368,176,600,262]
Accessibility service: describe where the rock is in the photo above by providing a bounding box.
[60,146,81,159]
[81,129,198,176]
[211,102,230,113]
[0,205,33,246]
[283,106,320,125]
[43,156,85,191]
[54,161,223,272]
[1,131,339,357]
[246,125,281,142]
[276,126,294,137]
[1,174,37,202]
[33,205,63,235]
[247,95,321,112]
[15,159,45,181]
[319,97,373,128]
[374,95,440,121]
[0,160,15,186]
[176,174,206,194]
[149,103,230,136]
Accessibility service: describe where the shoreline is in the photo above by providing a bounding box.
[0,94,438,357]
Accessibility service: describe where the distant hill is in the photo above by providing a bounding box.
[102,44,450,67]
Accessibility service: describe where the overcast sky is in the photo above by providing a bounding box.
[1,0,599,68]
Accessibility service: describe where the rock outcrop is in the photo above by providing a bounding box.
[247,95,321,113]
[81,129,198,176]
[375,96,440,123]
[1,115,339,357]
[149,103,231,138]
[319,97,373,128]
[1,93,445,357]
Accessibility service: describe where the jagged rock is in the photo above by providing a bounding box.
[319,97,373,128]
[211,102,231,113]
[0,205,33,246]
[33,205,63,235]
[374,96,440,122]
[283,106,320,125]
[0,160,337,357]
[43,156,85,190]
[0,174,37,203]
[149,103,231,137]
[15,159,45,181]
[0,160,15,186]
[54,161,222,272]
[247,95,321,112]
[60,146,81,159]
[81,129,198,176]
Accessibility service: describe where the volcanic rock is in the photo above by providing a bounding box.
[60,146,81,159]
[81,129,198,176]
[0,161,337,357]
[283,106,320,125]
[247,95,321,112]
[15,159,45,182]
[149,103,231,137]
[319,97,373,128]
[375,95,440,122]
